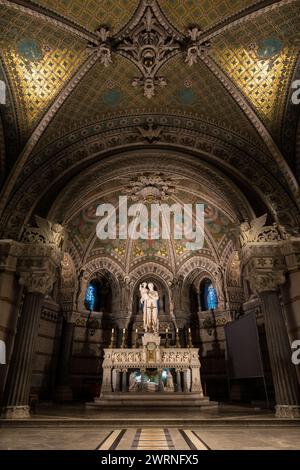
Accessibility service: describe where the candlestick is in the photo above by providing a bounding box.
[176,328,181,348]
[109,327,115,349]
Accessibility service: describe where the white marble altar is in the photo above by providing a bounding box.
[88,332,216,409]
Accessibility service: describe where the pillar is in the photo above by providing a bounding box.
[182,370,189,393]
[115,369,121,392]
[141,368,146,391]
[250,271,300,418]
[259,288,300,418]
[158,369,164,392]
[54,317,75,402]
[1,291,44,418]
[122,370,127,392]
[101,367,112,394]
[1,252,61,417]
[0,241,22,403]
[176,369,182,392]
[281,239,300,384]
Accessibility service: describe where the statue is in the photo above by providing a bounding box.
[239,214,267,246]
[129,372,140,392]
[165,370,174,392]
[22,215,65,250]
[139,282,159,333]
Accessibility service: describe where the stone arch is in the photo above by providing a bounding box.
[178,256,225,311]
[77,257,124,313]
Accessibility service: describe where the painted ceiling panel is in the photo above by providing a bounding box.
[68,194,235,266]
[0,5,87,138]
[160,0,262,32]
[32,0,140,33]
[211,2,300,142]
[36,53,264,150]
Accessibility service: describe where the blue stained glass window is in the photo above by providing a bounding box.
[207,285,218,310]
[200,279,218,311]
[85,283,96,312]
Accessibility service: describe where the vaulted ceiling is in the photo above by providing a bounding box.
[0,0,299,248]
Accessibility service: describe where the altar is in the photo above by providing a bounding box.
[87,282,216,409]
[88,333,216,408]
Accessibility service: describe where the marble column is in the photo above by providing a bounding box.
[176,369,182,392]
[54,317,75,402]
[259,289,300,418]
[281,239,300,385]
[182,370,189,393]
[122,370,127,392]
[1,292,44,418]
[0,240,22,402]
[158,369,164,392]
[115,370,121,392]
[141,368,146,391]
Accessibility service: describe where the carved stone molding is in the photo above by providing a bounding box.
[1,405,30,419]
[248,271,286,295]
[275,405,300,419]
[86,0,211,99]
[280,238,300,272]
[22,215,66,251]
[18,270,56,295]
[240,214,291,247]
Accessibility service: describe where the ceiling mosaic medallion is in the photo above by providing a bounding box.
[123,174,177,203]
[251,37,284,72]
[87,0,211,98]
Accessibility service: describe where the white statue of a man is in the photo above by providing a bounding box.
[139,282,159,333]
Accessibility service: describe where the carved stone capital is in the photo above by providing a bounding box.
[248,271,286,295]
[18,270,56,295]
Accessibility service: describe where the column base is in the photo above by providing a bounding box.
[275,405,300,419]
[1,405,30,419]
[54,385,73,402]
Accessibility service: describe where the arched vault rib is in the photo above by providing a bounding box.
[0,0,98,44]
[196,0,298,44]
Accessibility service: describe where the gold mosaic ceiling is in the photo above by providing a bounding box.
[0,0,299,156]
[0,4,87,138]
[36,54,263,149]
[32,0,140,34]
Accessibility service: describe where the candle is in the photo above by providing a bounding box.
[123,328,125,334]
[135,328,138,334]
[176,328,179,334]
[166,328,168,333]
[112,328,114,333]
[188,328,191,334]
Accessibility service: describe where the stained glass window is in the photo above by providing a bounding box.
[200,279,218,311]
[207,285,218,310]
[85,282,97,312]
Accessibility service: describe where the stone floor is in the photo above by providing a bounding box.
[0,404,300,450]
[1,426,300,450]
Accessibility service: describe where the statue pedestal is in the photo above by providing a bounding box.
[142,332,160,348]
